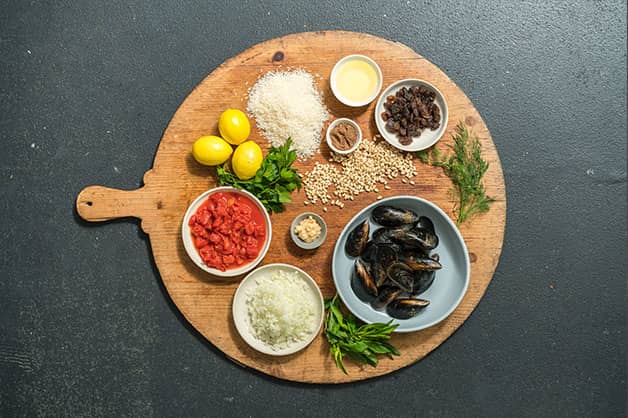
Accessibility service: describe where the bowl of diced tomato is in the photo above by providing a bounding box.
[182,186,272,278]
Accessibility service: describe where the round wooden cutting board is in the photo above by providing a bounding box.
[76,31,506,383]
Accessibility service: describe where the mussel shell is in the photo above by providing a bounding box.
[411,270,435,295]
[372,227,393,244]
[386,298,430,319]
[386,262,415,293]
[371,262,389,288]
[352,258,378,300]
[360,241,378,263]
[359,243,398,287]
[345,220,370,257]
[400,247,429,260]
[376,245,397,266]
[372,225,414,244]
[415,227,439,250]
[389,227,439,251]
[402,255,442,271]
[430,253,440,262]
[371,286,404,310]
[372,205,420,227]
[416,216,436,234]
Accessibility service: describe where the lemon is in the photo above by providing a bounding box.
[192,135,233,166]
[232,141,263,180]
[218,109,251,145]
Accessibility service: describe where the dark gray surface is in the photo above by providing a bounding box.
[1,1,626,416]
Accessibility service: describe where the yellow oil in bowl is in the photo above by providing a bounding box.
[333,56,381,106]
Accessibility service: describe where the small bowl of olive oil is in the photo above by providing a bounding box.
[331,55,383,107]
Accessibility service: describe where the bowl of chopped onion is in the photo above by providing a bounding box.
[232,263,324,356]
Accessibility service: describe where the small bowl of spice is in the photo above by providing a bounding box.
[326,118,362,155]
[290,212,327,250]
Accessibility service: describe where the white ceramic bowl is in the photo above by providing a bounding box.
[181,186,272,278]
[232,263,325,356]
[374,79,449,152]
[330,54,383,107]
[325,118,362,155]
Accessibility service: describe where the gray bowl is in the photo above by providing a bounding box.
[290,212,327,250]
[332,196,470,333]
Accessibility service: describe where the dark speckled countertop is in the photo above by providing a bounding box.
[1,1,626,417]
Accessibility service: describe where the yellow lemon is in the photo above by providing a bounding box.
[218,109,251,145]
[192,135,233,166]
[232,141,263,180]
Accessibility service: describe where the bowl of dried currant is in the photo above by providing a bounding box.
[375,79,448,152]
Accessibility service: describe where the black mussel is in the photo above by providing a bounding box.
[345,220,370,257]
[375,245,397,266]
[414,227,438,250]
[372,227,393,244]
[431,253,440,262]
[352,259,378,300]
[372,205,419,227]
[371,286,404,310]
[360,241,378,263]
[371,262,389,288]
[400,247,429,260]
[387,298,430,319]
[372,225,414,245]
[371,244,399,287]
[389,227,438,251]
[386,262,415,293]
[411,270,435,295]
[416,216,435,234]
[402,255,442,271]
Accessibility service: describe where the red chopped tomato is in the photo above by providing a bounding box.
[199,246,213,259]
[246,246,259,257]
[222,239,233,254]
[189,192,266,271]
[198,211,211,226]
[195,237,208,248]
[191,225,208,239]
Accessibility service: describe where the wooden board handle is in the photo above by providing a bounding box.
[76,185,150,223]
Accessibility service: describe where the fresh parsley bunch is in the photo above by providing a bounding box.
[217,138,302,213]
[324,294,400,374]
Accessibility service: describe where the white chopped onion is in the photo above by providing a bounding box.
[246,269,316,350]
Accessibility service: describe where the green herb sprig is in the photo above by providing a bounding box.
[217,138,301,213]
[417,121,495,225]
[324,294,400,374]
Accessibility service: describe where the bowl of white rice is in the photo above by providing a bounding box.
[232,263,324,356]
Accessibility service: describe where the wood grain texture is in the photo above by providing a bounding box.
[76,31,506,383]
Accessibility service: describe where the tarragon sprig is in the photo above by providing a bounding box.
[324,294,400,374]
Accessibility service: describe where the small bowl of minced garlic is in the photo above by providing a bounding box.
[290,212,327,250]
